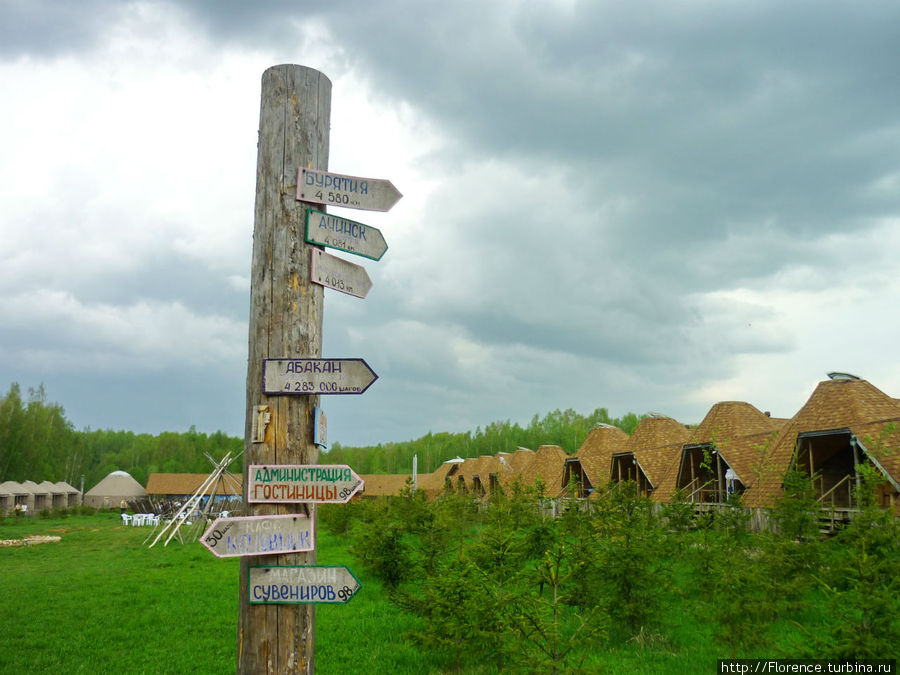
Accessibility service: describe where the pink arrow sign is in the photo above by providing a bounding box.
[297,168,402,212]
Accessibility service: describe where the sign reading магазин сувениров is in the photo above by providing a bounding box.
[249,565,361,605]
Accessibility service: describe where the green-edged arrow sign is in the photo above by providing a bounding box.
[305,209,388,261]
[249,565,361,604]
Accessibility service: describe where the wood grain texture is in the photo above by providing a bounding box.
[238,64,331,675]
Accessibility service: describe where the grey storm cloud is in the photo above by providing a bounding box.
[3,0,900,444]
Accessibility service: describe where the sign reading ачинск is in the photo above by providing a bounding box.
[248,464,364,504]
[305,208,388,261]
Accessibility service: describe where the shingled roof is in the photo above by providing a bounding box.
[691,401,781,442]
[359,473,412,497]
[744,378,900,508]
[145,473,241,497]
[654,401,783,503]
[573,424,629,488]
[624,415,690,499]
[519,445,569,497]
[415,462,457,497]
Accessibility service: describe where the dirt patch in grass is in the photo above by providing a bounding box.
[0,535,62,547]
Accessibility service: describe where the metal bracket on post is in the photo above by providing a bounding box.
[252,406,270,444]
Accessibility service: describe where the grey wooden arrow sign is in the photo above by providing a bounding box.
[262,358,378,395]
[200,513,314,558]
[311,248,372,299]
[305,209,388,261]
[297,167,402,212]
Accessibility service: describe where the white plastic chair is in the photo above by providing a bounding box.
[121,513,133,525]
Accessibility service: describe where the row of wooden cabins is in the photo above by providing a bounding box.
[360,375,900,526]
[6,375,896,528]
[0,480,81,514]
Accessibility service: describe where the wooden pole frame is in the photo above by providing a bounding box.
[238,64,331,675]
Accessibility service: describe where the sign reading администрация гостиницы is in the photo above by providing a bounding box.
[248,464,364,504]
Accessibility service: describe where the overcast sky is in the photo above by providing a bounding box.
[2,1,899,448]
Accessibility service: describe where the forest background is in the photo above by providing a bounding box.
[0,382,643,489]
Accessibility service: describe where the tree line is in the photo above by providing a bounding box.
[322,407,644,475]
[0,383,241,489]
[0,382,643,488]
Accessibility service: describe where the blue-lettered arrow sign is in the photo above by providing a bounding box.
[305,209,388,261]
[249,565,361,604]
[297,168,402,212]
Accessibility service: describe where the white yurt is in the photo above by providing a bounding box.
[83,470,146,508]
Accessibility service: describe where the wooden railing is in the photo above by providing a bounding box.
[686,478,718,503]
[816,473,854,510]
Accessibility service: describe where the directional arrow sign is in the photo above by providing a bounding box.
[305,208,388,261]
[262,358,378,395]
[311,248,372,299]
[249,565,361,604]
[297,167,402,212]
[200,513,314,558]
[248,464,364,504]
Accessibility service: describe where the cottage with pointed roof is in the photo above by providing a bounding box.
[605,415,690,498]
[563,424,629,498]
[746,375,900,518]
[657,401,783,506]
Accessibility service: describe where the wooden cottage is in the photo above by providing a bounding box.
[357,473,412,498]
[519,445,568,498]
[746,375,900,518]
[20,481,51,513]
[612,415,690,499]
[0,481,31,514]
[563,424,629,498]
[657,401,784,507]
[145,472,241,502]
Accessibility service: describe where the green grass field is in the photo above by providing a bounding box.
[0,513,444,674]
[3,510,891,674]
[0,513,722,674]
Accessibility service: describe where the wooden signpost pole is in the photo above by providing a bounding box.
[239,64,331,674]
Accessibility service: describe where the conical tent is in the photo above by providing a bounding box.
[84,470,146,508]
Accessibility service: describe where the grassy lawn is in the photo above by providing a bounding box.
[0,513,440,674]
[3,509,890,674]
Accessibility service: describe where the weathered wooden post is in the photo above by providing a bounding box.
[238,64,331,674]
